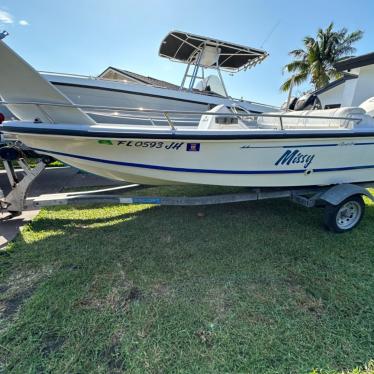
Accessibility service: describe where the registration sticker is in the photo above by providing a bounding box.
[186,143,200,152]
[98,140,113,145]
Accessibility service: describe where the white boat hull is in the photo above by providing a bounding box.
[43,74,277,125]
[6,124,374,187]
[0,74,277,123]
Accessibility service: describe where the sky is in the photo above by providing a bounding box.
[0,0,373,106]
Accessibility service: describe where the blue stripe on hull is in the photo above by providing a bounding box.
[33,147,374,175]
[245,142,374,149]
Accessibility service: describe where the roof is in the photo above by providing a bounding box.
[334,52,374,71]
[159,30,268,72]
[98,67,179,90]
[313,72,358,95]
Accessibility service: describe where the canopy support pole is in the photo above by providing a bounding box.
[216,64,228,98]
[188,49,203,90]
[180,62,191,89]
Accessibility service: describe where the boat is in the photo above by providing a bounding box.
[2,35,374,188]
[2,106,374,187]
[0,30,277,127]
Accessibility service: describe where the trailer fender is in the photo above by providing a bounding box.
[318,184,374,206]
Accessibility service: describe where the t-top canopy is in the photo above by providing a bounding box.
[159,31,268,72]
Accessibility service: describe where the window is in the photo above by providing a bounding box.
[324,104,341,109]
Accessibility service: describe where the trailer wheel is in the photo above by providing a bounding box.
[323,195,365,233]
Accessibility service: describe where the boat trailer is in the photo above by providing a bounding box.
[1,147,373,233]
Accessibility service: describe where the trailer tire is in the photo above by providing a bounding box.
[323,195,365,233]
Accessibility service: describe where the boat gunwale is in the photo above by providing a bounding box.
[3,123,374,140]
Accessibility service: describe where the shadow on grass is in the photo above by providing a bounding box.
[1,192,374,373]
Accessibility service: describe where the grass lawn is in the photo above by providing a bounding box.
[1,185,374,373]
[0,159,65,170]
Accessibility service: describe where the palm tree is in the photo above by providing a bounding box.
[281,22,363,92]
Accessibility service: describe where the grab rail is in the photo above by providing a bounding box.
[0,100,364,132]
[0,100,363,122]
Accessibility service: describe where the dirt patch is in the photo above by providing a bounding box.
[0,284,40,324]
[245,312,275,325]
[244,283,274,303]
[4,267,53,295]
[0,267,53,322]
[195,329,214,347]
[151,283,173,298]
[288,285,325,317]
[206,287,232,322]
[297,293,324,316]
[126,287,141,302]
[106,285,142,311]
[78,283,142,312]
[282,275,325,316]
[60,263,83,271]
[0,285,37,319]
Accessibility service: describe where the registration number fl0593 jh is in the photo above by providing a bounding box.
[117,140,184,150]
[97,140,201,152]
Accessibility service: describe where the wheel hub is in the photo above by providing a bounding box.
[336,201,362,230]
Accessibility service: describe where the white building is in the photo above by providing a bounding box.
[315,52,374,109]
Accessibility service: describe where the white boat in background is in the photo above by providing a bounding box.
[40,71,274,127]
[1,31,278,126]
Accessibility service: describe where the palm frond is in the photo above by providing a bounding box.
[327,69,343,81]
[289,49,306,58]
[341,30,363,45]
[281,22,363,93]
[282,60,309,74]
[303,36,315,48]
[280,71,309,92]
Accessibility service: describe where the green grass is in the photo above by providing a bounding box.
[0,159,64,170]
[1,185,374,373]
